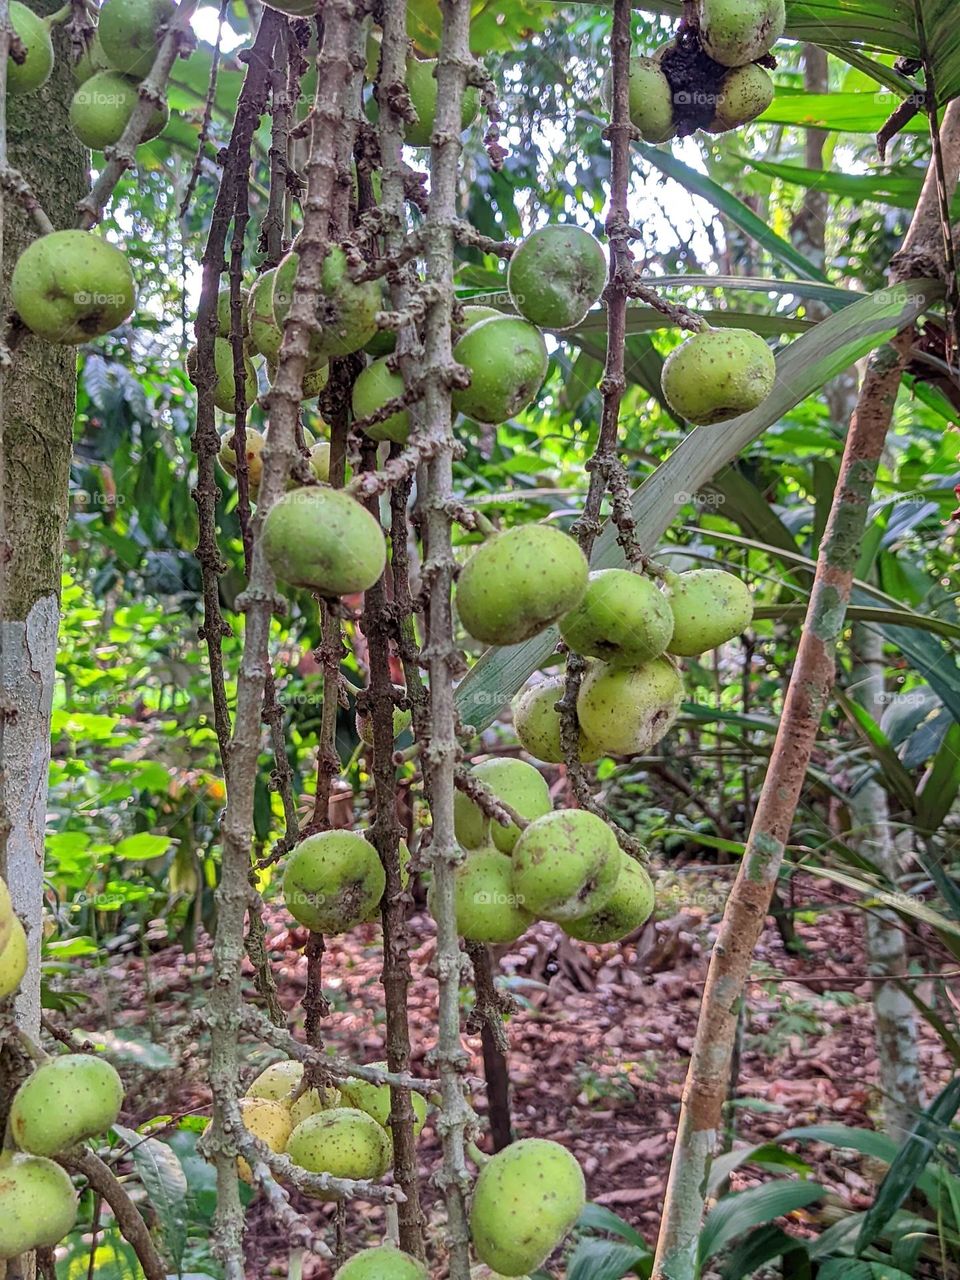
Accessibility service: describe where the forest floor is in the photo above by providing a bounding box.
[78,871,956,1278]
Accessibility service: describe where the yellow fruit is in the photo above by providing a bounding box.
[286,1107,392,1183]
[665,568,753,655]
[234,1097,293,1183]
[0,1153,78,1257]
[510,809,620,923]
[289,1085,342,1129]
[0,915,27,998]
[577,658,684,756]
[562,852,655,943]
[282,830,386,933]
[512,676,601,765]
[559,569,674,665]
[261,487,387,597]
[660,327,776,425]
[454,757,551,854]
[10,1054,124,1156]
[218,427,265,497]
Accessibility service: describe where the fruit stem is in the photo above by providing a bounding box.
[473,511,498,538]
[44,4,72,26]
[466,1139,491,1168]
[287,1248,304,1280]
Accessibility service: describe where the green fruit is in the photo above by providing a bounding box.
[309,441,331,482]
[456,524,588,646]
[403,55,479,146]
[187,337,258,415]
[469,1138,586,1276]
[352,357,409,443]
[452,316,548,425]
[334,1247,427,1280]
[0,1153,78,1257]
[0,876,12,954]
[236,1097,293,1183]
[707,63,774,131]
[603,56,675,143]
[10,1053,124,1156]
[262,0,316,14]
[559,569,674,666]
[11,230,135,344]
[665,568,753,655]
[218,426,265,497]
[267,358,330,401]
[282,830,386,933]
[453,304,501,339]
[286,1107,392,1181]
[511,809,620,923]
[273,247,380,359]
[0,915,27,998]
[73,33,109,84]
[452,847,534,943]
[248,268,283,361]
[356,705,413,747]
[472,1269,529,1280]
[454,758,551,854]
[508,225,606,331]
[262,486,387,596]
[660,327,776,425]
[576,657,683,756]
[563,852,655,943]
[7,2,53,95]
[246,1059,305,1103]
[98,0,177,76]
[217,285,250,338]
[698,0,786,66]
[511,676,600,765]
[70,71,168,149]
[362,841,412,923]
[339,1063,428,1136]
[290,1084,342,1129]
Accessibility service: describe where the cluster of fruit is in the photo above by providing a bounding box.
[0,1053,124,1258]
[0,875,28,1000]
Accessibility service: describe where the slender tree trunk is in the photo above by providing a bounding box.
[652,99,960,1280]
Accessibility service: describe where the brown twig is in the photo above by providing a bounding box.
[57,1149,166,1280]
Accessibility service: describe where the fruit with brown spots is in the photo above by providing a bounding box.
[334,1246,428,1279]
[286,1106,392,1182]
[273,246,380,359]
[562,851,655,943]
[512,675,601,765]
[0,1153,78,1257]
[339,1063,428,1136]
[665,567,753,655]
[452,316,549,425]
[282,830,386,933]
[603,55,676,142]
[576,657,683,756]
[235,1097,293,1183]
[510,809,620,923]
[559,568,674,665]
[454,757,552,853]
[706,63,775,132]
[246,1059,340,1114]
[352,356,409,443]
[10,1054,124,1156]
[507,224,607,330]
[698,0,786,66]
[218,426,265,495]
[661,326,776,424]
[187,337,258,415]
[451,847,535,943]
[261,486,387,596]
[11,230,135,344]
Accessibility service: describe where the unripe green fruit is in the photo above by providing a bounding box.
[469,1138,586,1276]
[452,316,549,425]
[187,337,258,415]
[0,916,27,998]
[73,33,109,84]
[451,848,534,943]
[0,875,13,955]
[289,1085,342,1129]
[309,441,331,483]
[70,71,168,149]
[665,568,753,655]
[361,841,412,923]
[577,657,683,756]
[263,0,316,12]
[274,247,380,359]
[261,486,386,596]
[454,757,551,854]
[0,1153,78,1257]
[266,357,330,402]
[218,426,264,498]
[287,1107,392,1181]
[283,830,386,933]
[11,230,135,344]
[453,304,502,339]
[403,55,479,146]
[660,327,776,424]
[236,1097,293,1183]
[334,1246,427,1280]
[456,524,588,646]
[563,851,655,943]
[98,0,176,76]
[512,676,601,765]
[352,357,409,443]
[698,0,786,66]
[217,286,250,338]
[10,1054,123,1156]
[356,705,412,747]
[603,57,675,143]
[511,809,620,923]
[248,268,283,361]
[339,1063,428,1136]
[559,569,674,665]
[508,225,607,331]
[7,2,53,95]
[707,63,774,131]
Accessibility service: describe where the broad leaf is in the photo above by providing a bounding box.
[114,1125,189,1273]
[698,1179,826,1263]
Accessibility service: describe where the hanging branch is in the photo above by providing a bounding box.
[651,98,960,1280]
[179,0,228,219]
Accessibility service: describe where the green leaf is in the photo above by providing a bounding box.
[720,1223,812,1280]
[698,1180,826,1263]
[743,157,948,211]
[566,1239,652,1280]
[578,1203,650,1250]
[114,1125,189,1273]
[916,724,960,831]
[114,833,174,861]
[636,275,859,310]
[759,91,930,135]
[787,863,960,938]
[835,690,920,814]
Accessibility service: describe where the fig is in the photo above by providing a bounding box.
[0,875,12,954]
[266,358,330,402]
[339,1063,428,1136]
[352,356,409,443]
[562,851,655,943]
[290,1084,343,1129]
[453,304,501,339]
[246,1059,340,1115]
[507,225,606,331]
[286,1106,392,1181]
[263,0,324,16]
[454,757,551,854]
[603,56,675,143]
[356,705,413,746]
[218,426,265,496]
[469,1138,586,1276]
[334,1246,427,1279]
[511,676,601,765]
[456,524,588,646]
[73,33,110,85]
[707,63,774,132]
[0,1153,78,1257]
[7,1,53,95]
[665,568,753,655]
[511,809,620,923]
[248,267,284,361]
[452,847,534,943]
[273,246,380,359]
[0,916,28,999]
[403,55,479,146]
[698,0,786,66]
[576,657,683,756]
[452,316,549,425]
[282,830,386,933]
[187,337,258,415]
[660,326,776,425]
[11,230,135,344]
[261,486,387,597]
[559,569,674,665]
[236,1097,293,1183]
[309,441,331,482]
[70,71,168,149]
[10,1053,124,1156]
[217,285,250,338]
[98,0,177,77]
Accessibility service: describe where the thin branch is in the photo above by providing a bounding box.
[57,1149,166,1280]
